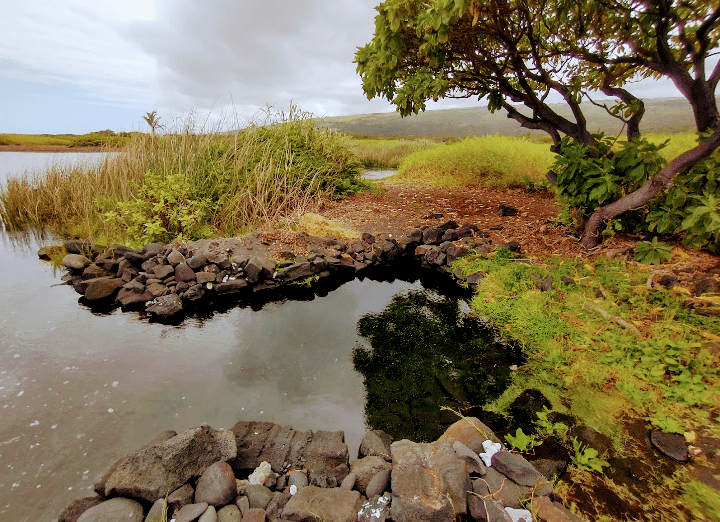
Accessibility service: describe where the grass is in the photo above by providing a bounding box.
[0,105,370,247]
[0,130,133,148]
[391,135,556,188]
[452,247,720,521]
[349,137,443,168]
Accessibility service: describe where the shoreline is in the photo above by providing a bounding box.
[0,145,119,153]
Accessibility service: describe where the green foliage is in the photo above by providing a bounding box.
[535,407,569,438]
[683,479,720,521]
[646,412,685,435]
[570,437,610,473]
[505,428,543,452]
[633,237,673,265]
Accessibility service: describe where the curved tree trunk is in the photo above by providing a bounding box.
[580,127,720,248]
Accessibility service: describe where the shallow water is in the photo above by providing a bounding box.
[0,154,514,522]
[362,168,397,179]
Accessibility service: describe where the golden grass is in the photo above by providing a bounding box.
[297,213,358,240]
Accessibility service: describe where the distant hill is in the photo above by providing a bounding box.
[318,97,712,138]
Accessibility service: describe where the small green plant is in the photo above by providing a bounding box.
[570,437,610,473]
[289,275,317,288]
[646,412,685,435]
[505,428,543,452]
[634,237,673,265]
[535,407,569,438]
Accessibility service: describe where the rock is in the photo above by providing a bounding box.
[100,424,235,503]
[560,277,575,286]
[438,416,502,453]
[509,389,552,429]
[198,505,217,522]
[365,469,391,498]
[187,254,208,270]
[235,495,250,515]
[184,283,206,302]
[422,227,445,245]
[248,461,273,485]
[276,261,314,282]
[358,430,393,461]
[287,470,308,491]
[340,472,356,491]
[568,425,613,459]
[84,278,124,301]
[57,496,106,522]
[167,249,186,266]
[146,498,168,522]
[76,498,144,522]
[123,250,147,266]
[176,262,198,282]
[305,429,350,487]
[144,242,165,256]
[176,503,210,522]
[168,483,196,513]
[452,440,486,475]
[197,272,218,284]
[467,495,512,522]
[473,468,550,509]
[146,282,168,297]
[498,205,517,217]
[245,257,274,283]
[501,241,522,254]
[351,456,393,495]
[195,461,238,507]
[446,244,469,264]
[245,484,274,509]
[649,431,688,462]
[282,486,363,522]
[467,271,485,288]
[266,491,288,520]
[357,493,392,522]
[530,495,585,522]
[65,239,90,255]
[491,450,544,487]
[217,504,242,522]
[240,508,266,522]
[155,264,175,279]
[532,458,568,481]
[694,277,719,296]
[531,273,553,292]
[390,439,470,521]
[146,293,184,318]
[63,253,92,270]
[214,279,249,295]
[82,264,112,280]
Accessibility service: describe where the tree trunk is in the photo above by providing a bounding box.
[580,127,720,248]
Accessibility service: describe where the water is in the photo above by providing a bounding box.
[0,154,515,522]
[362,168,397,179]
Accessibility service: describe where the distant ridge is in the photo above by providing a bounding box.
[318,97,713,138]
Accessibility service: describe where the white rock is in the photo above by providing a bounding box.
[248,461,273,485]
[505,507,533,522]
[479,440,502,467]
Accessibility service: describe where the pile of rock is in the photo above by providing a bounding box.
[48,220,501,321]
[59,417,584,522]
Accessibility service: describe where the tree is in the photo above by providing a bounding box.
[356,0,720,247]
[142,110,163,134]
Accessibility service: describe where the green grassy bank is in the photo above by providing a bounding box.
[0,130,134,149]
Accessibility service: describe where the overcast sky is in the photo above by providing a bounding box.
[0,0,687,134]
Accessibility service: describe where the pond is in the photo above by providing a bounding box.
[0,154,518,522]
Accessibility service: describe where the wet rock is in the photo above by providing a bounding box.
[195,461,238,507]
[358,430,393,461]
[390,439,470,521]
[365,469,391,498]
[246,484,273,509]
[63,253,92,270]
[57,496,107,522]
[282,486,363,522]
[168,483,196,513]
[245,256,274,283]
[649,431,688,463]
[491,450,544,487]
[498,205,517,217]
[277,261,314,281]
[509,389,552,429]
[530,495,584,522]
[350,456,393,495]
[84,278,124,301]
[117,288,154,308]
[99,425,235,503]
[176,503,209,522]
[76,497,144,522]
[357,493,392,522]
[146,293,184,318]
[217,504,242,522]
[82,264,112,280]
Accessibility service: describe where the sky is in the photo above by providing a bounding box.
[0,0,688,135]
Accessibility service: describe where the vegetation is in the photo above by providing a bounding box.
[356,0,720,247]
[392,135,554,188]
[0,106,370,247]
[349,137,441,168]
[451,246,720,521]
[0,130,133,148]
[142,110,164,134]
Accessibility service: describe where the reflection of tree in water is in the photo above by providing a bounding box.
[354,290,522,442]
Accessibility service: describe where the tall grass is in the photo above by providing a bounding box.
[392,135,556,188]
[349,138,443,168]
[643,132,700,162]
[0,106,367,247]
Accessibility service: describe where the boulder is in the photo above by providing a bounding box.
[438,417,502,454]
[154,264,175,279]
[244,257,274,283]
[282,486,363,522]
[146,293,184,318]
[245,484,273,509]
[649,431,688,463]
[176,503,209,522]
[390,439,470,522]
[357,493,392,522]
[509,389,552,429]
[217,504,242,522]
[214,279,249,295]
[305,429,350,487]
[350,456,393,495]
[491,450,545,487]
[76,498,144,522]
[422,227,445,245]
[176,262,197,282]
[167,249,186,266]
[276,261,314,282]
[168,483,196,513]
[84,278,124,301]
[63,253,91,270]
[195,461,238,507]
[187,254,208,270]
[358,430,393,461]
[365,469,391,498]
[57,496,106,522]
[99,425,236,503]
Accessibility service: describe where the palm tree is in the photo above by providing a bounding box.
[142,110,163,134]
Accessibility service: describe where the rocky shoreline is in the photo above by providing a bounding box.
[47,219,502,322]
[58,416,584,522]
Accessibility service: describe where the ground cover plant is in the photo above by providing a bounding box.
[349,136,441,168]
[391,135,555,188]
[0,106,370,247]
[451,246,720,521]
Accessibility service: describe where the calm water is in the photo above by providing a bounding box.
[0,153,514,522]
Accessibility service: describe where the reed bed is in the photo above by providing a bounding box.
[0,106,367,247]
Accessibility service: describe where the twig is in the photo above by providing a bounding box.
[582,303,642,336]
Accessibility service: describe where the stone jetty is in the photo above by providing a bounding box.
[58,417,584,522]
[48,220,502,321]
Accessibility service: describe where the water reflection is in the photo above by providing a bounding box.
[354,290,522,442]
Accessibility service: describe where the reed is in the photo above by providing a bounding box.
[0,105,367,247]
